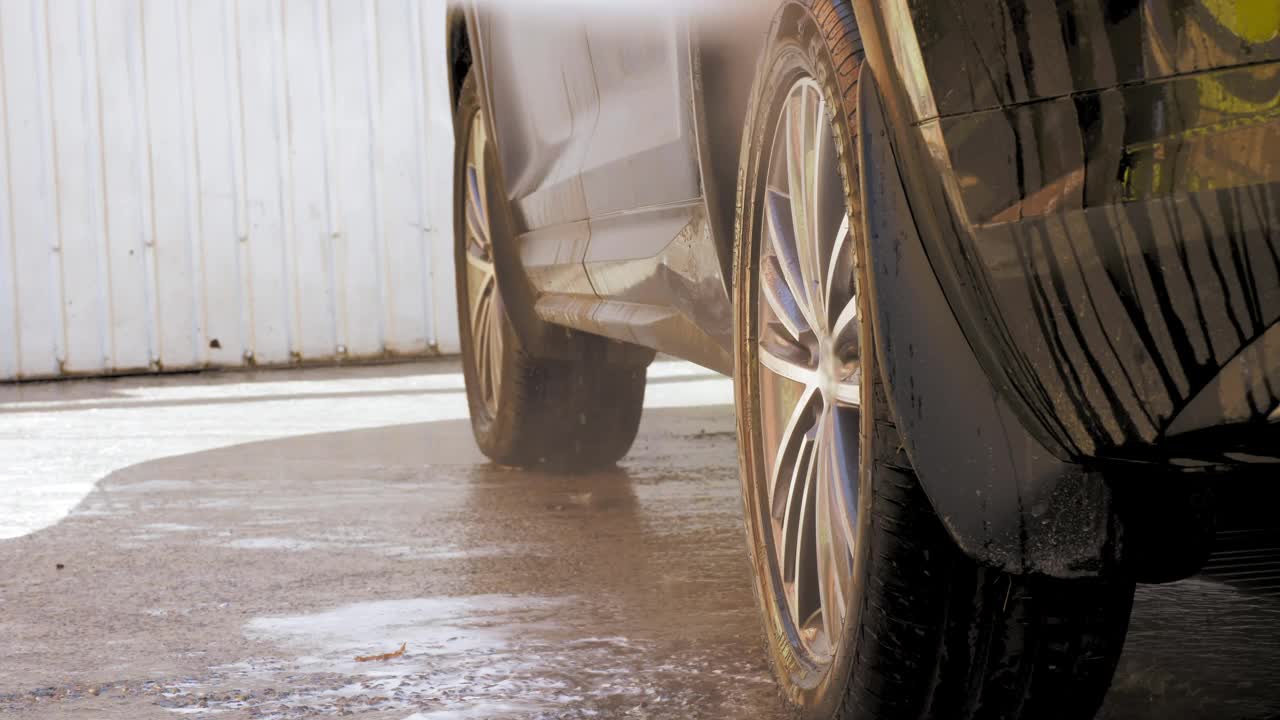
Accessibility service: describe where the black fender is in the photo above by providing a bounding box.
[857,65,1121,578]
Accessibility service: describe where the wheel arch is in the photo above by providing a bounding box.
[689,7,776,290]
[446,8,473,111]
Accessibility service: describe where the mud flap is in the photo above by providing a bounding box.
[856,64,1120,578]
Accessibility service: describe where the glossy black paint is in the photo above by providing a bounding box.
[851,0,1279,464]
[932,62,1280,459]
[907,0,1280,120]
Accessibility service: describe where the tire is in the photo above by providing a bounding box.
[453,71,647,472]
[731,3,1136,719]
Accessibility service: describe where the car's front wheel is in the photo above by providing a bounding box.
[453,71,648,472]
[733,3,1136,718]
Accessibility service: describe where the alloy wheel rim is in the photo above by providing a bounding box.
[756,77,861,663]
[464,109,503,417]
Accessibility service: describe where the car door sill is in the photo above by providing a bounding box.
[533,293,733,375]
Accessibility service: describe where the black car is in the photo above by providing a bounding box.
[446,2,1280,718]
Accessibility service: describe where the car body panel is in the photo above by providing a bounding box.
[581,200,734,372]
[582,16,702,217]
[577,13,734,371]
[930,58,1280,458]
[475,9,598,298]
[852,0,1280,462]
[906,0,1280,121]
[478,14,595,231]
[466,4,737,372]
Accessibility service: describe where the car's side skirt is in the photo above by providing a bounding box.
[524,200,734,375]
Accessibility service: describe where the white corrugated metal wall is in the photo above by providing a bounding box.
[0,0,458,380]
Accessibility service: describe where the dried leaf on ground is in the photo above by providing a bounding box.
[355,642,407,663]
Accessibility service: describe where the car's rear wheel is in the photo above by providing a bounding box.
[733,3,1136,718]
[454,71,648,472]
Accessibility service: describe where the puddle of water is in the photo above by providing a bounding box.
[403,705,545,719]
[1102,577,1280,720]
[158,594,773,719]
[116,480,198,494]
[220,535,489,557]
[225,537,330,552]
[244,595,562,669]
[0,362,730,541]
[374,544,513,561]
[144,523,202,532]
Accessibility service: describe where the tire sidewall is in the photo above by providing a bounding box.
[733,3,870,716]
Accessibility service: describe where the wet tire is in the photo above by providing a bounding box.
[453,72,648,472]
[732,3,1136,719]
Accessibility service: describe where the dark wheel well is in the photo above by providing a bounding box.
[690,6,776,289]
[447,11,472,110]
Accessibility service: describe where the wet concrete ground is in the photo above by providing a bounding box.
[1,359,1277,719]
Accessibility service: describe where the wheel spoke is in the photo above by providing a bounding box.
[759,344,818,388]
[831,294,862,410]
[466,166,488,246]
[825,408,860,555]
[785,87,825,325]
[779,427,814,586]
[469,120,488,227]
[488,294,503,405]
[835,376,860,408]
[817,410,854,642]
[472,275,492,338]
[782,424,821,632]
[465,251,493,275]
[761,254,809,341]
[832,290,859,355]
[767,383,820,516]
[814,411,839,645]
[471,281,485,350]
[471,271,501,413]
[474,292,491,400]
[824,215,853,328]
[473,284,491,392]
[765,189,819,332]
[809,96,846,328]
